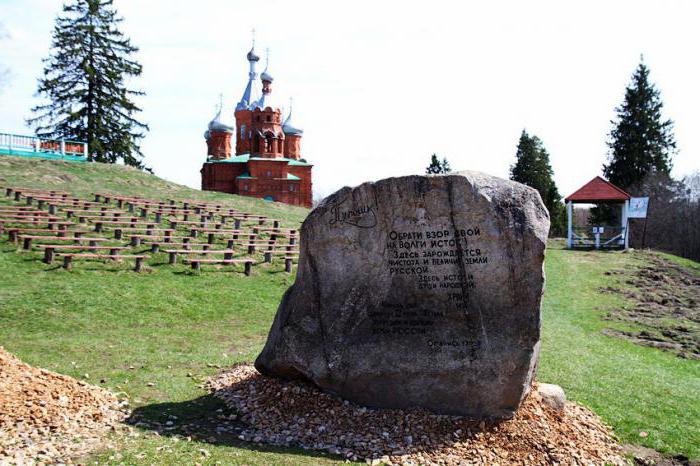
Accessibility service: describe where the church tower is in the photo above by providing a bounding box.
[201,37,313,208]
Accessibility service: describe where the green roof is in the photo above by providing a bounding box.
[0,147,87,162]
[236,172,255,179]
[206,153,312,167]
[286,173,301,180]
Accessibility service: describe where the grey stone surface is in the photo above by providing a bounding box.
[255,171,550,419]
[537,383,567,411]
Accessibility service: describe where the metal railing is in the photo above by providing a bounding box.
[0,132,88,158]
[571,225,626,248]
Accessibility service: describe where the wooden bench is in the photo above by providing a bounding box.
[144,240,205,253]
[184,258,253,274]
[114,228,174,240]
[6,228,90,242]
[0,220,75,232]
[18,235,110,250]
[263,250,300,263]
[77,214,139,223]
[59,253,148,272]
[164,248,235,264]
[237,240,278,254]
[38,245,129,264]
[91,220,156,232]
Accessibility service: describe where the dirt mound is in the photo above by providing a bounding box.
[0,347,128,464]
[602,252,700,359]
[209,364,624,465]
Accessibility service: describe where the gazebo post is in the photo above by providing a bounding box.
[566,201,573,249]
[622,199,630,249]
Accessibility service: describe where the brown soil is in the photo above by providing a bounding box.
[600,252,700,359]
[0,347,129,464]
[208,364,624,466]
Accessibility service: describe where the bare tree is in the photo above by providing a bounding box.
[629,172,700,260]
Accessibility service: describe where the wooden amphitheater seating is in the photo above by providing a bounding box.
[184,258,253,274]
[38,245,129,264]
[164,248,235,264]
[6,228,90,243]
[59,253,148,272]
[19,235,111,250]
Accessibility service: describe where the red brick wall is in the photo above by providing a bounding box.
[289,165,313,207]
[201,163,246,194]
[284,134,301,160]
[206,131,231,160]
[234,110,253,155]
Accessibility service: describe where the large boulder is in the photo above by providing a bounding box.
[255,171,550,419]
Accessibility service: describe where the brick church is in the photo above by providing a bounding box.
[200,42,312,207]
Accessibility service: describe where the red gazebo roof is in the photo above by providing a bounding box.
[565,176,631,203]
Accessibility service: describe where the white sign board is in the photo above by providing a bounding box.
[628,197,649,219]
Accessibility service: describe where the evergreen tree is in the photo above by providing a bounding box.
[425,154,452,174]
[27,0,148,168]
[603,59,676,192]
[510,130,566,236]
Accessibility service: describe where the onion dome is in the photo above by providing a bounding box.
[282,105,303,136]
[260,68,274,82]
[260,48,273,82]
[207,108,234,134]
[246,46,260,62]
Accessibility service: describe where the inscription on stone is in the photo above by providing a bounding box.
[256,171,550,419]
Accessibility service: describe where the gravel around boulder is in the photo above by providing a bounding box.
[209,364,625,465]
[0,347,129,465]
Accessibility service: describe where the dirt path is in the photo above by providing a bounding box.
[601,252,700,359]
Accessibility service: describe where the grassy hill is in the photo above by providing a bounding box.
[0,156,310,227]
[0,156,698,464]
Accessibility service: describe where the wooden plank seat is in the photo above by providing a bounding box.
[126,231,178,245]
[189,227,244,234]
[38,245,129,264]
[183,258,253,274]
[0,206,37,211]
[236,241,278,254]
[0,209,51,215]
[91,220,156,233]
[114,227,174,237]
[58,253,149,272]
[0,214,62,221]
[76,213,138,221]
[18,235,111,250]
[0,220,75,232]
[164,248,235,264]
[6,228,90,242]
[263,250,300,263]
[144,240,204,253]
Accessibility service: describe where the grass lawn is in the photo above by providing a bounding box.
[0,157,698,463]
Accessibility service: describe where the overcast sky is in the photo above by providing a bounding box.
[0,0,698,199]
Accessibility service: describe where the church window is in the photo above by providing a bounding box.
[289,184,296,192]
[240,124,246,139]
[266,115,271,122]
[266,170,272,177]
[243,184,248,191]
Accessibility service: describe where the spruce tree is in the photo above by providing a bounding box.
[603,59,676,192]
[510,130,566,236]
[27,0,148,168]
[425,154,452,174]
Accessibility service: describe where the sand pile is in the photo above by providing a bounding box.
[209,364,625,465]
[0,347,128,465]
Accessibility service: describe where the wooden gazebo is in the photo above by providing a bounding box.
[565,176,631,249]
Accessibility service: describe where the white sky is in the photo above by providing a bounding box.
[0,0,698,200]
